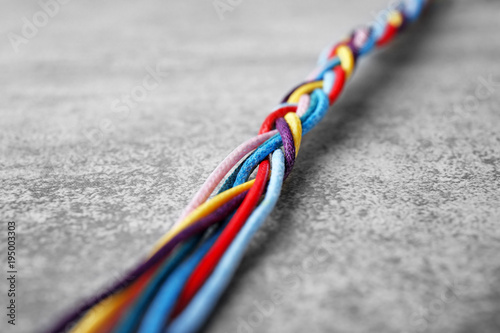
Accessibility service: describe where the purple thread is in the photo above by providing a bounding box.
[275,117,296,178]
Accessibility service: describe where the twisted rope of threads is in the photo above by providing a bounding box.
[166,7,429,331]
[162,1,425,325]
[162,2,425,324]
[72,19,390,330]
[46,1,432,333]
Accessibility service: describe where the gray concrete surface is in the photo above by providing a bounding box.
[1,0,500,332]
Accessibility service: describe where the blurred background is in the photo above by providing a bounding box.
[1,0,500,332]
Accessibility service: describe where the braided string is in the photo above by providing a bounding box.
[45,1,432,332]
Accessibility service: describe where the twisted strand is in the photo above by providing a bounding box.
[45,1,432,332]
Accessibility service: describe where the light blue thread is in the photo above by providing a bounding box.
[371,18,386,41]
[317,43,334,66]
[323,70,335,95]
[404,0,425,22]
[271,103,298,112]
[300,89,330,135]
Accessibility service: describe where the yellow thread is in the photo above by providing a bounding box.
[388,11,404,27]
[150,179,255,254]
[284,112,302,156]
[287,81,323,104]
[70,293,125,333]
[336,45,354,79]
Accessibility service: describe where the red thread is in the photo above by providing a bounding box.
[259,105,298,134]
[376,23,398,47]
[329,66,346,104]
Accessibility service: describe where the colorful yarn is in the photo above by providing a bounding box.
[46,1,432,332]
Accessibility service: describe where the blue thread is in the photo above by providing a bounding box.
[112,237,201,333]
[301,89,330,135]
[137,226,225,333]
[359,28,376,56]
[299,89,319,123]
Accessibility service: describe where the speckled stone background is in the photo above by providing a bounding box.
[1,0,500,332]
